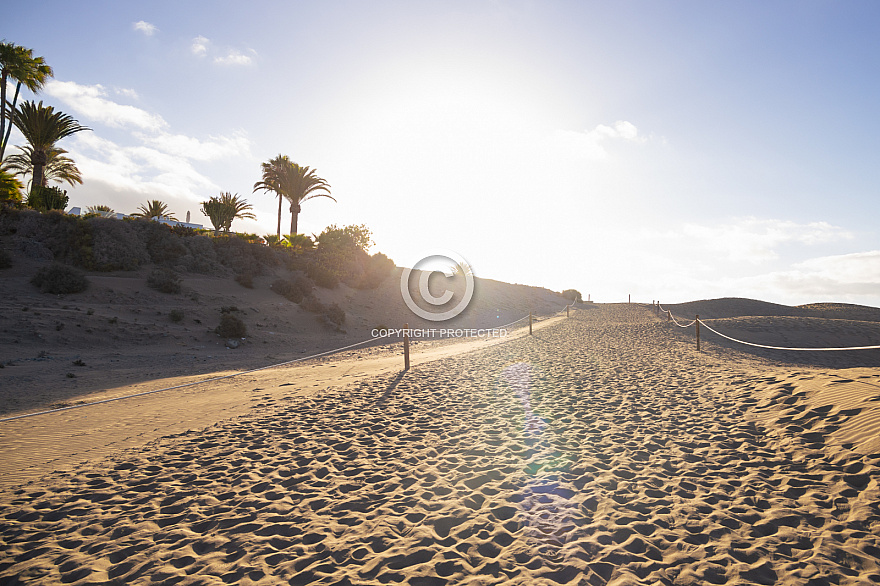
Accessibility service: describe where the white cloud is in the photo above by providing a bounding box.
[682,217,853,264]
[795,251,880,285]
[550,120,648,160]
[191,36,210,57]
[68,133,219,200]
[214,49,256,65]
[45,80,166,131]
[214,49,255,66]
[190,37,255,65]
[38,79,252,214]
[135,130,251,161]
[115,87,139,99]
[133,21,158,36]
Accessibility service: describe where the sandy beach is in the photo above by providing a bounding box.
[2,302,880,584]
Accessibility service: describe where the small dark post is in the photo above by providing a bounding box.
[566,305,570,318]
[628,294,631,304]
[696,315,700,352]
[403,323,410,370]
[529,311,533,335]
[667,310,671,323]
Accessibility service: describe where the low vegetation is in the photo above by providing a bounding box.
[147,268,181,294]
[562,289,583,303]
[30,262,88,294]
[216,312,247,339]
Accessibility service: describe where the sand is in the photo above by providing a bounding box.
[2,303,880,584]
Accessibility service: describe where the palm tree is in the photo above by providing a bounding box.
[85,204,115,218]
[9,101,89,192]
[0,42,53,160]
[0,168,23,201]
[282,233,315,253]
[200,192,256,235]
[280,163,333,235]
[131,199,176,221]
[2,145,83,189]
[253,154,290,240]
[254,156,335,238]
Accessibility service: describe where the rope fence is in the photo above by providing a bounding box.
[1,298,580,423]
[654,301,880,353]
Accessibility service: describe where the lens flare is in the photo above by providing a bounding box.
[500,362,580,552]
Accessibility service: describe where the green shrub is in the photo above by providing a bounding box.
[356,252,395,289]
[562,289,583,303]
[323,302,346,326]
[306,263,339,289]
[300,294,326,314]
[26,186,69,211]
[0,249,11,269]
[216,313,247,338]
[235,271,254,288]
[169,309,185,322]
[147,268,181,294]
[271,274,314,303]
[89,217,149,271]
[31,263,89,294]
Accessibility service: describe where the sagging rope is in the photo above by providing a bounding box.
[657,303,880,352]
[697,319,880,351]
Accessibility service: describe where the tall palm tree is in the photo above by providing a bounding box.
[253,154,290,240]
[10,101,89,192]
[0,42,53,160]
[280,163,333,235]
[1,145,82,189]
[131,199,176,221]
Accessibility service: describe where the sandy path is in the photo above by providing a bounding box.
[2,305,880,585]
[0,315,565,491]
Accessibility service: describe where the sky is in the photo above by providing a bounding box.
[4,1,880,307]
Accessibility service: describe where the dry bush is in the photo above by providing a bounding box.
[90,217,149,271]
[271,274,314,303]
[31,263,89,294]
[216,313,247,338]
[147,268,181,294]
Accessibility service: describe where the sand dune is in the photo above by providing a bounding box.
[2,303,880,584]
[0,263,570,416]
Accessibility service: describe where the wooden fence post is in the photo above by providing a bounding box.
[403,323,410,370]
[695,315,700,352]
[529,311,533,335]
[566,305,569,318]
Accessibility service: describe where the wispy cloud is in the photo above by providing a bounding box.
[190,36,255,65]
[41,79,251,209]
[135,130,250,162]
[133,21,158,36]
[682,217,853,264]
[191,36,210,57]
[45,80,166,131]
[115,87,139,100]
[550,120,649,160]
[214,49,255,66]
